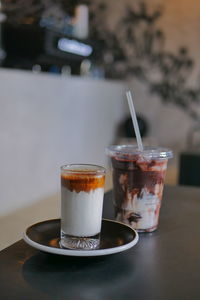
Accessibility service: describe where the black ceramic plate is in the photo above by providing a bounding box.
[23,219,139,257]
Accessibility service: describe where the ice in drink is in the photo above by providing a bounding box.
[106,146,173,232]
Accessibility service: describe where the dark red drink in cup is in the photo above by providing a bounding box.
[106,145,173,232]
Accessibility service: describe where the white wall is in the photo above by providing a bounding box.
[0,67,195,218]
[0,69,127,216]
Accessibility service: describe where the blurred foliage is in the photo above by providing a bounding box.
[88,0,200,120]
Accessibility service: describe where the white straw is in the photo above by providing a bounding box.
[126,90,143,151]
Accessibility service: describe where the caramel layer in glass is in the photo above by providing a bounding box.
[61,173,105,193]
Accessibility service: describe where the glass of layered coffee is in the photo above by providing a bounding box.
[60,164,106,250]
[106,145,173,232]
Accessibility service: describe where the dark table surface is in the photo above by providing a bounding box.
[1,185,200,300]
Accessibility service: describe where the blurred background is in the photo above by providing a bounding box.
[1,0,200,248]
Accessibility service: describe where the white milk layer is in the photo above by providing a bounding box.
[116,184,163,230]
[131,191,160,230]
[61,187,104,237]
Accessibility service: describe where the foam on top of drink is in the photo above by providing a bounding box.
[61,173,105,193]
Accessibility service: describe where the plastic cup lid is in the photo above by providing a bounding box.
[106,145,173,160]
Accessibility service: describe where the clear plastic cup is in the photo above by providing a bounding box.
[106,145,173,232]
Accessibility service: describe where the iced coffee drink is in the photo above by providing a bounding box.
[60,164,106,249]
[106,146,172,232]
